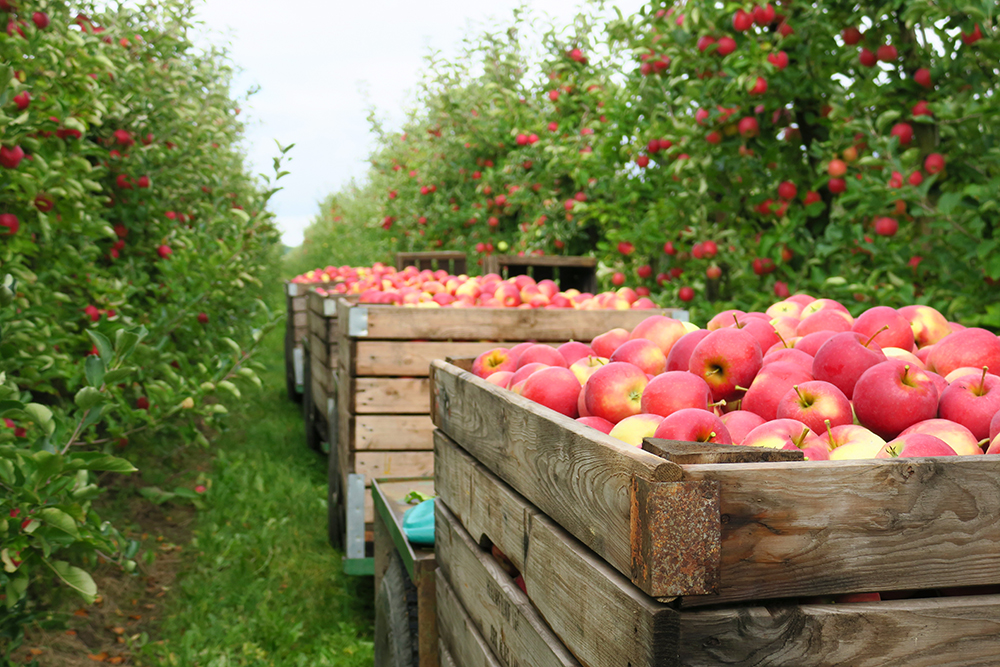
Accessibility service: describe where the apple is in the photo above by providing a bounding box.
[991,410,1000,442]
[576,416,615,435]
[707,309,746,331]
[688,328,762,402]
[719,410,766,445]
[609,413,666,447]
[591,328,631,358]
[927,328,1000,378]
[610,338,667,375]
[876,433,957,458]
[630,316,688,356]
[794,331,839,356]
[520,367,581,418]
[733,317,781,353]
[508,362,549,392]
[882,347,924,369]
[769,316,800,342]
[157,244,172,259]
[569,356,609,384]
[795,309,852,336]
[826,425,887,460]
[853,360,940,438]
[584,362,648,424]
[852,306,915,351]
[897,305,950,348]
[641,371,712,417]
[900,419,983,456]
[812,332,887,399]
[742,361,814,421]
[507,342,536,364]
[761,348,814,373]
[653,408,732,444]
[776,381,853,434]
[558,341,595,365]
[741,418,813,450]
[665,329,711,372]
[801,298,850,318]
[938,369,1000,441]
[485,371,514,388]
[517,344,568,369]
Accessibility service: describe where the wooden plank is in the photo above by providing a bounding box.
[310,331,328,367]
[436,433,681,667]
[435,501,581,667]
[310,350,335,395]
[293,311,307,327]
[439,639,457,667]
[430,360,683,593]
[488,254,597,269]
[678,456,1000,607]
[354,451,435,486]
[642,438,804,464]
[341,304,681,341]
[353,415,435,451]
[291,326,309,344]
[373,491,395,597]
[436,571,504,667]
[352,341,518,377]
[353,377,431,414]
[678,594,1000,667]
[308,308,335,339]
[291,295,307,311]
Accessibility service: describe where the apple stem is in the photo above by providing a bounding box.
[824,419,835,447]
[902,364,910,381]
[733,314,743,329]
[980,366,989,393]
[793,384,805,402]
[774,329,790,349]
[792,428,808,449]
[864,325,889,348]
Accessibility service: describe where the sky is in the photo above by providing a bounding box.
[191,0,648,247]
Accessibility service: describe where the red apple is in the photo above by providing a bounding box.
[584,362,648,424]
[762,348,814,373]
[472,348,518,378]
[509,362,549,392]
[610,339,667,375]
[927,328,1000,378]
[688,328,762,402]
[796,309,853,336]
[897,305,950,348]
[901,419,983,456]
[938,369,1000,441]
[853,360,940,438]
[852,306,914,351]
[641,371,712,418]
[630,316,688,356]
[795,330,839,357]
[521,367,581,418]
[826,425,887,460]
[485,371,514,388]
[653,408,732,444]
[876,433,957,458]
[507,342,536,364]
[742,361,813,421]
[517,344,568,369]
[576,416,614,434]
[707,309,746,331]
[720,410,766,445]
[591,328,631,358]
[776,380,853,434]
[812,332,887,399]
[558,341,595,365]
[569,356,609,384]
[741,418,812,450]
[665,329,711,372]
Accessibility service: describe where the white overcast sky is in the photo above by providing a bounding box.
[190,0,648,247]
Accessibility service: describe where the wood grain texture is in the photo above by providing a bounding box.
[353,415,435,451]
[342,304,674,341]
[292,312,307,327]
[310,347,335,394]
[436,571,504,667]
[643,438,804,464]
[308,332,338,370]
[679,594,1000,666]
[291,295,307,311]
[352,377,431,414]
[436,433,681,667]
[439,639,458,667]
[486,254,597,269]
[354,451,435,486]
[431,360,681,590]
[679,456,1000,606]
[435,501,581,667]
[352,341,526,377]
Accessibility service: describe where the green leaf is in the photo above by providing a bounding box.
[49,560,97,602]
[72,453,136,473]
[80,404,106,430]
[85,355,106,388]
[875,110,902,133]
[114,325,147,359]
[938,192,962,215]
[74,387,105,411]
[103,367,136,383]
[24,403,55,435]
[39,508,79,539]
[86,330,114,364]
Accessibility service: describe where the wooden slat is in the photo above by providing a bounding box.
[310,349,335,395]
[354,451,434,486]
[430,360,683,593]
[293,311,307,327]
[435,501,582,667]
[352,341,518,377]
[439,639,458,667]
[310,331,328,366]
[341,303,680,341]
[435,433,681,667]
[353,377,431,414]
[353,415,435,451]
[679,594,1000,666]
[678,456,1000,607]
[308,308,336,341]
[436,571,504,667]
[487,254,597,269]
[291,327,308,344]
[291,295,307,311]
[643,438,804,464]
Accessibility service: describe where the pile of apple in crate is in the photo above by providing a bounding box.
[433,293,1000,666]
[474,295,1000,459]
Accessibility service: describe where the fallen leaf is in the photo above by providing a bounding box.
[108,658,125,665]
[88,652,108,662]
[129,614,141,620]
[66,630,78,636]
[74,609,90,617]
[111,627,125,635]
[29,649,43,655]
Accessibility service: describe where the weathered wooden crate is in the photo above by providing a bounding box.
[283,281,316,401]
[431,358,1000,666]
[326,297,688,570]
[397,251,468,275]
[483,255,598,293]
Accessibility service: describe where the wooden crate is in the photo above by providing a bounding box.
[434,408,1000,666]
[483,255,597,293]
[430,358,1000,605]
[283,281,315,401]
[397,251,468,275]
[326,297,689,565]
[373,478,437,667]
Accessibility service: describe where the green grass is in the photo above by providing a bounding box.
[135,307,374,666]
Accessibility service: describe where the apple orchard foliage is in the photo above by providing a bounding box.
[305,2,1000,327]
[0,1,283,614]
